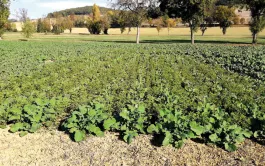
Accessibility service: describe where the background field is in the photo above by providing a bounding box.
[3,27,265,44]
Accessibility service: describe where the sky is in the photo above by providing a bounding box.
[10,0,109,19]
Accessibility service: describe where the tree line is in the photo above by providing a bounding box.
[0,0,265,44]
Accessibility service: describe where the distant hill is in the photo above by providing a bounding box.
[47,6,113,17]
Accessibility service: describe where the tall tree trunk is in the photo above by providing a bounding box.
[136,26,140,44]
[252,33,257,44]
[190,27,195,45]
[189,21,195,44]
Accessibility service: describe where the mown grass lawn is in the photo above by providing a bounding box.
[3,27,265,44]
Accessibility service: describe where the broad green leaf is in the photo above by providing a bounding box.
[123,131,138,144]
[120,110,130,120]
[67,123,77,128]
[69,127,78,133]
[123,134,133,144]
[10,108,22,114]
[242,130,252,138]
[88,109,97,117]
[235,135,245,144]
[254,131,259,138]
[95,103,104,110]
[8,115,20,121]
[19,131,28,137]
[190,121,204,136]
[209,133,219,142]
[224,143,237,152]
[162,131,172,146]
[103,118,116,130]
[9,122,24,133]
[138,105,145,113]
[29,123,41,133]
[175,140,184,149]
[74,130,86,142]
[147,124,159,134]
[86,124,104,137]
[78,106,87,114]
[49,98,56,107]
[35,98,45,106]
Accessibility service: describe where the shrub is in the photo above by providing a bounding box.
[22,20,35,38]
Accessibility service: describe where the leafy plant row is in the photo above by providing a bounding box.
[59,101,265,152]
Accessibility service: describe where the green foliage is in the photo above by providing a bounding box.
[1,42,265,151]
[37,19,44,33]
[147,109,195,148]
[118,104,151,143]
[159,0,216,43]
[193,102,252,151]
[22,20,36,38]
[61,103,111,142]
[37,19,51,33]
[52,24,64,35]
[1,97,69,136]
[0,0,10,37]
[214,6,236,35]
[87,20,102,34]
[92,4,101,22]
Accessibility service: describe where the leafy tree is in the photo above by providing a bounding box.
[0,0,10,40]
[165,18,180,35]
[114,0,151,44]
[92,4,101,22]
[64,17,74,33]
[74,16,86,27]
[240,17,246,24]
[245,0,265,44]
[200,22,208,36]
[87,4,102,34]
[43,19,51,34]
[154,17,164,35]
[233,15,240,24]
[214,6,236,35]
[159,0,216,44]
[52,15,65,35]
[10,22,17,32]
[117,12,127,34]
[37,19,44,33]
[147,17,153,27]
[22,20,35,38]
[101,11,113,34]
[229,0,265,43]
[4,21,15,32]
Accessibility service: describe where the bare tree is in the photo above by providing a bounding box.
[112,0,151,44]
[16,8,28,23]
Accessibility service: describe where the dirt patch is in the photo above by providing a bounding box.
[44,60,54,64]
[0,128,264,166]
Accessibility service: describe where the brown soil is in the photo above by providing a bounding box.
[0,128,264,166]
[44,60,54,64]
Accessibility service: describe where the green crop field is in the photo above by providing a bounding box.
[0,40,265,152]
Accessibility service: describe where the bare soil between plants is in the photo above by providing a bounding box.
[0,128,264,166]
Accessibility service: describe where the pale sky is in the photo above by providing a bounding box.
[10,0,109,19]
